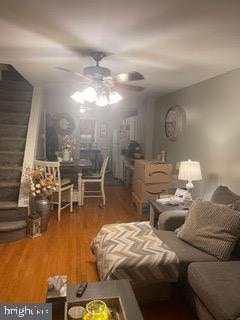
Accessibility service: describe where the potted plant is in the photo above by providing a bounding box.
[25,166,58,232]
[62,135,76,162]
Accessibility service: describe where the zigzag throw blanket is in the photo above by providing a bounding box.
[91,221,179,283]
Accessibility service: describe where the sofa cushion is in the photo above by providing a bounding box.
[188,261,240,320]
[176,200,240,260]
[211,186,240,258]
[153,230,217,277]
[211,185,240,207]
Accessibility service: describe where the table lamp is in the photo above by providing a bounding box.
[178,160,202,190]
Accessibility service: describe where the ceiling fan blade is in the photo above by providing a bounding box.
[56,67,92,82]
[115,83,145,92]
[113,71,144,83]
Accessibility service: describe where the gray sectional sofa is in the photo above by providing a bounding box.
[154,185,240,320]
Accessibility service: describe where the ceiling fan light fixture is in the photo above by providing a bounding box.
[109,91,122,105]
[96,95,109,107]
[82,87,97,103]
[71,91,85,104]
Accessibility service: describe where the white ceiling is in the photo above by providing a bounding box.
[0,0,240,96]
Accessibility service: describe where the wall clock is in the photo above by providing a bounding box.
[165,105,184,141]
[54,113,75,136]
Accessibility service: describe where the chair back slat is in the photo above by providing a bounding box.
[34,160,61,186]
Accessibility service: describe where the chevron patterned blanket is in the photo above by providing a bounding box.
[91,221,179,283]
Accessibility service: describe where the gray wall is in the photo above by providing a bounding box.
[153,68,240,199]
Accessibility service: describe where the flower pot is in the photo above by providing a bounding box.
[35,198,50,233]
[63,149,71,162]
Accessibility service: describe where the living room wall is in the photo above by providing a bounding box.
[153,68,240,199]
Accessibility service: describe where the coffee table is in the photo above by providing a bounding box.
[49,279,143,320]
[67,279,144,320]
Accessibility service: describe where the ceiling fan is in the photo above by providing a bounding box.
[57,51,145,92]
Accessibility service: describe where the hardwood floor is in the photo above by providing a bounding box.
[0,184,195,319]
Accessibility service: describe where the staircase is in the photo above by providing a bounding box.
[0,65,33,242]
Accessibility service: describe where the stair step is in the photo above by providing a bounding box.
[0,166,22,180]
[0,137,26,151]
[0,220,27,231]
[0,181,20,202]
[0,100,31,113]
[0,221,27,243]
[0,80,32,91]
[0,203,27,222]
[0,89,32,102]
[0,124,27,137]
[0,185,19,201]
[0,112,29,125]
[0,180,19,188]
[0,151,24,166]
[0,200,18,209]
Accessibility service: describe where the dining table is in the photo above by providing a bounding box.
[60,158,93,206]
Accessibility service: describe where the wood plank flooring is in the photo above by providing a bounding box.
[0,185,195,319]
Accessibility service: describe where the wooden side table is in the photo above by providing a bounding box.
[149,199,188,227]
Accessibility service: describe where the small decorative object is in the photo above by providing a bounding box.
[178,159,202,190]
[83,300,111,320]
[61,135,76,162]
[68,306,86,320]
[63,148,71,162]
[159,150,167,162]
[184,194,193,209]
[165,105,185,141]
[25,166,58,232]
[27,213,41,239]
[169,195,181,206]
[46,275,67,302]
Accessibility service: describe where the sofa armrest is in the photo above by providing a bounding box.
[157,210,188,231]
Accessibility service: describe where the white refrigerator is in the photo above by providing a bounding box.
[112,127,129,180]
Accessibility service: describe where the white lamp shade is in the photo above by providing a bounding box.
[178,160,202,181]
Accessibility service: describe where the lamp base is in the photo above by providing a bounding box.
[186,181,194,190]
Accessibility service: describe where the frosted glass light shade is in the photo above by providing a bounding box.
[96,95,108,107]
[71,87,97,103]
[82,87,97,103]
[109,91,122,104]
[71,91,85,104]
[178,160,202,182]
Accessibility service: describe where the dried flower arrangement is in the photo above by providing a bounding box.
[25,166,58,199]
[62,135,76,151]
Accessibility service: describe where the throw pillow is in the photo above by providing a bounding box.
[176,200,240,260]
[211,185,240,206]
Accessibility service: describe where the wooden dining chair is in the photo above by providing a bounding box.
[34,160,73,221]
[80,157,109,207]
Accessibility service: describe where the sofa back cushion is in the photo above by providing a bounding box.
[176,200,240,260]
[211,185,240,207]
[211,186,240,257]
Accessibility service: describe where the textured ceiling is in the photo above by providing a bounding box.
[0,0,240,96]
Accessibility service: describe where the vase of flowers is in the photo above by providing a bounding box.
[62,135,76,162]
[25,166,58,232]
[35,198,50,232]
